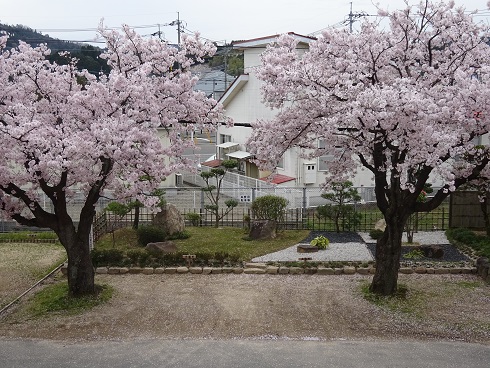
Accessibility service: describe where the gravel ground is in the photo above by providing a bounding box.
[252,231,468,263]
[1,274,489,344]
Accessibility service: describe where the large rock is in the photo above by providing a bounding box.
[248,220,277,240]
[145,241,178,254]
[416,245,444,259]
[374,219,386,231]
[152,204,185,235]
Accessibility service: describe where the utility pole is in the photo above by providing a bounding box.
[168,12,182,45]
[347,2,368,33]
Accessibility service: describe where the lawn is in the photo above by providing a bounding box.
[95,226,310,261]
[0,242,66,308]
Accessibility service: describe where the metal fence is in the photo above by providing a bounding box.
[92,189,449,241]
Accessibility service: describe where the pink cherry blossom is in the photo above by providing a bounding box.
[249,0,490,295]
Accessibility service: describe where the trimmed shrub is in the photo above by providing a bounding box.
[251,195,289,222]
[136,225,167,247]
[369,229,384,240]
[91,248,125,267]
[185,212,201,226]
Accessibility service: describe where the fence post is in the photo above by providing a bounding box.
[200,190,205,227]
[252,187,256,203]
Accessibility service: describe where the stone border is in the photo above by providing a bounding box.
[62,263,478,276]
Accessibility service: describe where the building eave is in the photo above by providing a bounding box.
[218,74,249,108]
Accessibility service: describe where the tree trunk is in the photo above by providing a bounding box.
[370,212,407,296]
[54,204,96,297]
[66,239,95,296]
[480,196,490,237]
[132,206,140,230]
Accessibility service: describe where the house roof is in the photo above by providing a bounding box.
[260,173,296,185]
[232,32,316,49]
[201,159,223,168]
[216,142,239,149]
[226,150,253,160]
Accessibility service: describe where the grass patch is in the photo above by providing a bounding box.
[0,242,66,279]
[27,282,113,318]
[360,281,428,318]
[446,228,490,258]
[0,231,58,241]
[95,226,309,261]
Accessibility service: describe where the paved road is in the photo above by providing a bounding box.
[1,338,489,368]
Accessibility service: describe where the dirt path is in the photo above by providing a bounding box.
[1,273,489,344]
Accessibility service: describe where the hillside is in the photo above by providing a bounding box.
[0,23,109,74]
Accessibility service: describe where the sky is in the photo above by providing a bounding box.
[1,0,490,46]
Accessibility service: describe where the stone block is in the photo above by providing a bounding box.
[415,267,427,274]
[304,268,317,274]
[461,267,473,274]
[232,268,244,274]
[368,267,376,274]
[107,267,120,274]
[278,267,290,274]
[426,268,435,274]
[316,267,335,275]
[189,267,203,274]
[289,267,304,274]
[118,267,129,274]
[266,266,279,274]
[343,266,356,275]
[176,266,189,274]
[297,244,319,253]
[434,268,450,274]
[96,267,108,274]
[129,267,143,274]
[356,268,370,275]
[142,267,154,275]
[222,267,234,274]
[164,267,177,274]
[399,268,414,274]
[334,268,344,275]
[211,268,222,274]
[202,267,213,275]
[244,268,267,274]
[449,268,462,274]
[154,267,165,274]
[244,263,267,269]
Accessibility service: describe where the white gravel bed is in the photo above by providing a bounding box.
[358,231,449,244]
[251,231,450,263]
[251,242,374,262]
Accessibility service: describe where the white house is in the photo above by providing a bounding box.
[215,33,375,189]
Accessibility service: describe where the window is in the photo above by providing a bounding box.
[276,154,285,169]
[318,139,334,171]
[220,134,231,144]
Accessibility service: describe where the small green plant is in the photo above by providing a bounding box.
[136,225,167,246]
[402,249,425,259]
[310,235,330,249]
[185,212,201,226]
[369,229,384,240]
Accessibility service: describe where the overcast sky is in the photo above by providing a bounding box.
[1,0,490,45]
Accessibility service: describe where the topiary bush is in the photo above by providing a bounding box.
[136,225,167,247]
[185,212,201,226]
[251,195,289,222]
[369,229,384,240]
[91,248,125,267]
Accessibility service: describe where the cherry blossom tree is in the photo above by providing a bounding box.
[0,27,223,296]
[248,0,490,295]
